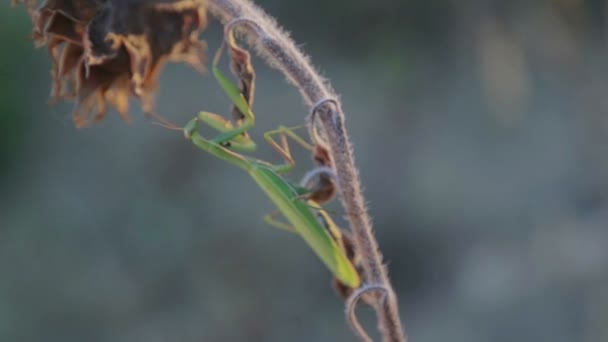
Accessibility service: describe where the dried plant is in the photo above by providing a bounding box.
[14,0,407,341]
[15,0,208,127]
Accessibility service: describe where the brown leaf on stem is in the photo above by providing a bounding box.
[14,0,208,128]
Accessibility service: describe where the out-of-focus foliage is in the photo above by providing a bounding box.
[0,8,34,177]
[1,1,608,341]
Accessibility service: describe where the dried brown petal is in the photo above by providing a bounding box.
[30,1,99,46]
[101,1,208,95]
[38,0,99,22]
[15,0,208,128]
[50,41,82,101]
[11,0,37,14]
[44,10,87,44]
[73,50,132,127]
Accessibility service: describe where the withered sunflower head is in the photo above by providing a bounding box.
[14,0,208,128]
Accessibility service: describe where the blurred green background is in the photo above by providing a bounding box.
[2,1,608,341]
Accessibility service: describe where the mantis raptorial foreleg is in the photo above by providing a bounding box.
[262,125,337,204]
[198,111,256,151]
[262,124,315,174]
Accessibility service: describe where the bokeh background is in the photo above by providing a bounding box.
[2,1,608,341]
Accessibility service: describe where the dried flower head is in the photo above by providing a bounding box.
[14,0,208,127]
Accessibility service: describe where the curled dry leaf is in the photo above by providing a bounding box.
[308,144,338,203]
[305,103,339,203]
[14,0,208,127]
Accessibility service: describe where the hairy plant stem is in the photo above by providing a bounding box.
[207,1,406,341]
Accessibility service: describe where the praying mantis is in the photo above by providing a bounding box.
[178,50,362,289]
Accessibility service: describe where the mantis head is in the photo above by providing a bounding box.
[183,118,200,139]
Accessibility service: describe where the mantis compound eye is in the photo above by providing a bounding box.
[183,118,200,139]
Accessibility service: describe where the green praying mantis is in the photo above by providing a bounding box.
[175,50,362,289]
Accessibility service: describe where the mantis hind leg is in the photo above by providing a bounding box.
[264,126,337,203]
[263,211,297,234]
[263,125,314,174]
[263,204,338,235]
